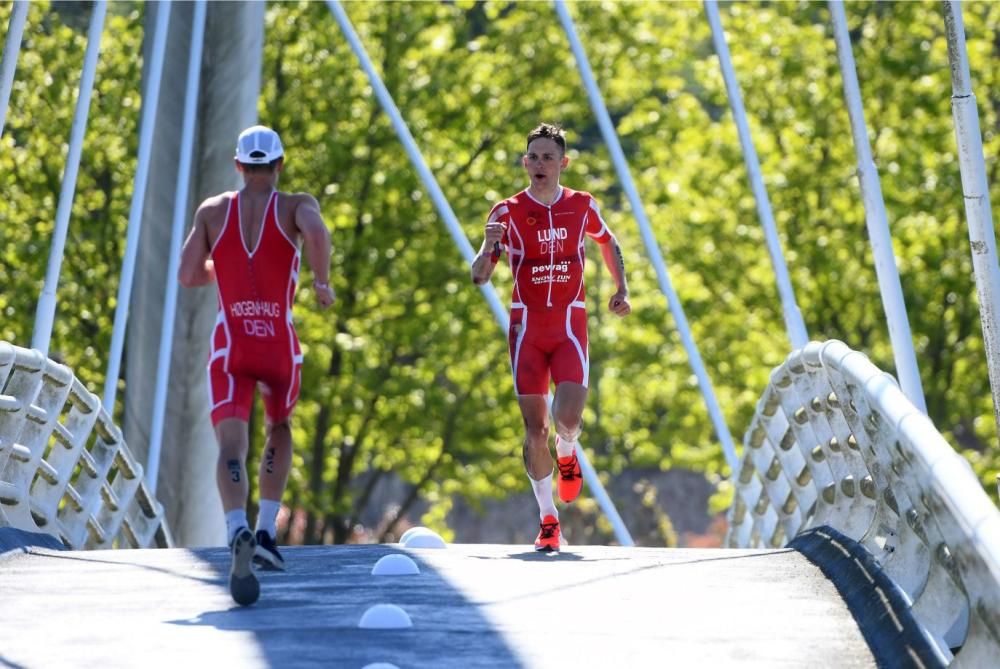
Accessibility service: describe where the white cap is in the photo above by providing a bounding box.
[235,125,284,164]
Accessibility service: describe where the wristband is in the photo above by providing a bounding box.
[313,280,330,290]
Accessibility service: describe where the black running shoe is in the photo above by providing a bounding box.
[229,528,260,606]
[253,530,286,571]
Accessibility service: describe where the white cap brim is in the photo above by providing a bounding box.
[236,125,284,163]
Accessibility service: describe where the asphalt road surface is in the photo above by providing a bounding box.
[0,542,875,668]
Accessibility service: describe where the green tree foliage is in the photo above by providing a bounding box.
[1,1,141,395]
[2,1,998,545]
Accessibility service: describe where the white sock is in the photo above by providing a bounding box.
[255,499,282,539]
[225,509,249,544]
[529,473,558,520]
[555,435,577,459]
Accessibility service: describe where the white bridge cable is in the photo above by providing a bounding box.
[31,0,107,357]
[324,1,506,328]
[147,0,207,495]
[0,0,28,140]
[942,0,1000,443]
[103,1,172,413]
[326,0,635,546]
[828,1,927,413]
[704,0,809,351]
[555,0,739,473]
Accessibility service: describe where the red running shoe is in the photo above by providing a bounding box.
[556,450,583,503]
[534,515,561,552]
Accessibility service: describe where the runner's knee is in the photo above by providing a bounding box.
[217,434,248,460]
[265,420,291,438]
[522,421,549,445]
[553,412,581,441]
[556,424,581,442]
[264,421,293,460]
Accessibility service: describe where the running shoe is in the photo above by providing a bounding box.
[556,449,583,503]
[229,528,260,606]
[254,530,286,571]
[534,515,561,552]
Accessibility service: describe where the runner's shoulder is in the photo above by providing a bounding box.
[507,190,529,205]
[560,186,592,202]
[279,191,320,209]
[488,192,518,221]
[196,191,236,222]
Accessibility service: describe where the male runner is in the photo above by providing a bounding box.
[179,125,335,605]
[470,123,631,552]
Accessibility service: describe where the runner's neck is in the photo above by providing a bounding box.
[240,184,276,200]
[527,184,561,207]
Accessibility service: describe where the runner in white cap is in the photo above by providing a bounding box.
[179,125,336,605]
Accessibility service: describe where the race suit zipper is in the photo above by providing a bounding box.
[546,206,554,307]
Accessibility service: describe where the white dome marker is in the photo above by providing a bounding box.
[362,664,401,669]
[401,529,446,549]
[359,604,413,629]
[371,553,420,576]
[398,526,431,544]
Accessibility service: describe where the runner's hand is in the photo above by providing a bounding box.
[314,281,336,309]
[608,290,631,317]
[484,222,505,247]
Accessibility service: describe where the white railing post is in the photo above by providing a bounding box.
[0,342,171,549]
[728,339,1000,663]
[941,0,1000,443]
[31,1,107,356]
[827,1,927,413]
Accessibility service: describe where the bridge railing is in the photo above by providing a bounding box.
[727,339,1000,666]
[0,341,171,549]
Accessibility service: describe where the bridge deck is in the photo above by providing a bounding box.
[0,543,874,668]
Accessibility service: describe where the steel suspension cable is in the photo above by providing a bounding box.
[0,0,28,141]
[103,2,172,413]
[555,0,739,473]
[147,0,207,495]
[32,1,108,356]
[828,1,927,412]
[704,0,809,351]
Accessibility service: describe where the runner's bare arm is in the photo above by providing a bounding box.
[293,193,335,309]
[598,233,631,317]
[178,203,216,287]
[471,211,505,285]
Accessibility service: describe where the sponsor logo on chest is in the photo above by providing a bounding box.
[538,227,567,254]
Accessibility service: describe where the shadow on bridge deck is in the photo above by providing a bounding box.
[0,541,878,668]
